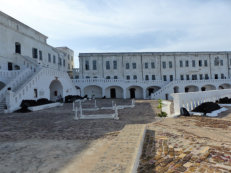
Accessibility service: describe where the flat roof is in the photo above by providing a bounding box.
[0,11,48,39]
[79,51,231,57]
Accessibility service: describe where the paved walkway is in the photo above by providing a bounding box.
[59,124,146,173]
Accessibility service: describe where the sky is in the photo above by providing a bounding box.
[1,0,231,67]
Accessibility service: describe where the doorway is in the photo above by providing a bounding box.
[130,88,136,99]
[110,88,116,98]
[8,62,13,71]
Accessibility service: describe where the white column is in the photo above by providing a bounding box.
[143,88,146,99]
[123,88,126,99]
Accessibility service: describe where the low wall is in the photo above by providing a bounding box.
[28,102,63,111]
[171,89,231,115]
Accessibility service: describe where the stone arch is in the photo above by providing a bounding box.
[0,81,6,90]
[201,84,216,91]
[219,83,231,89]
[173,86,179,93]
[105,86,123,99]
[49,80,63,101]
[84,85,102,98]
[126,86,143,99]
[146,86,161,98]
[185,85,199,93]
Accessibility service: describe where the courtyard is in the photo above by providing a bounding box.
[0,99,231,172]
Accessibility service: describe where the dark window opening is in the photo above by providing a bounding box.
[15,42,21,54]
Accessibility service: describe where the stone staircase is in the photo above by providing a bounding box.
[151,81,174,100]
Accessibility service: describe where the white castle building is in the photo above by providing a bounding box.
[73,52,231,100]
[1,11,231,113]
[0,11,78,113]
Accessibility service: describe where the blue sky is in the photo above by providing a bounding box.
[1,0,231,67]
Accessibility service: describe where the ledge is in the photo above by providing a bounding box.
[28,102,63,111]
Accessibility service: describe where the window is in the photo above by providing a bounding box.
[145,75,149,80]
[162,62,166,69]
[106,76,110,79]
[68,64,70,69]
[39,50,42,60]
[186,75,190,80]
[221,73,225,79]
[199,60,202,67]
[126,75,130,80]
[58,58,62,65]
[85,60,89,70]
[68,55,70,60]
[200,74,203,80]
[75,75,79,79]
[133,75,137,80]
[152,75,155,80]
[145,62,148,69]
[113,60,117,69]
[180,75,184,80]
[106,61,110,70]
[93,76,97,78]
[48,53,51,62]
[15,42,21,54]
[151,62,155,69]
[93,60,97,70]
[63,59,65,67]
[220,60,223,66]
[132,62,136,69]
[53,55,56,64]
[185,60,189,67]
[170,75,173,81]
[192,60,195,67]
[86,76,90,79]
[114,76,118,79]
[214,57,219,66]
[169,61,172,68]
[204,60,208,67]
[205,74,209,79]
[192,74,197,80]
[215,74,218,79]
[126,63,129,69]
[163,75,167,81]
[180,60,183,67]
[32,48,38,59]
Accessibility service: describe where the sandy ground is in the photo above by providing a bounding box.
[0,99,157,173]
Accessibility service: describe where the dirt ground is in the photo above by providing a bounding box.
[1,99,231,173]
[0,99,157,173]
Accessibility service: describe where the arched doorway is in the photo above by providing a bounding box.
[105,86,123,98]
[126,86,143,99]
[49,80,63,101]
[185,85,199,93]
[201,84,216,91]
[146,86,161,98]
[219,83,231,89]
[84,85,102,98]
[0,81,6,90]
[173,86,179,93]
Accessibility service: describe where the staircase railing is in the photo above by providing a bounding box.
[0,68,33,102]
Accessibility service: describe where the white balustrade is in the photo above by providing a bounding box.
[171,89,231,115]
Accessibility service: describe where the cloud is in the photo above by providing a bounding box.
[1,0,231,67]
